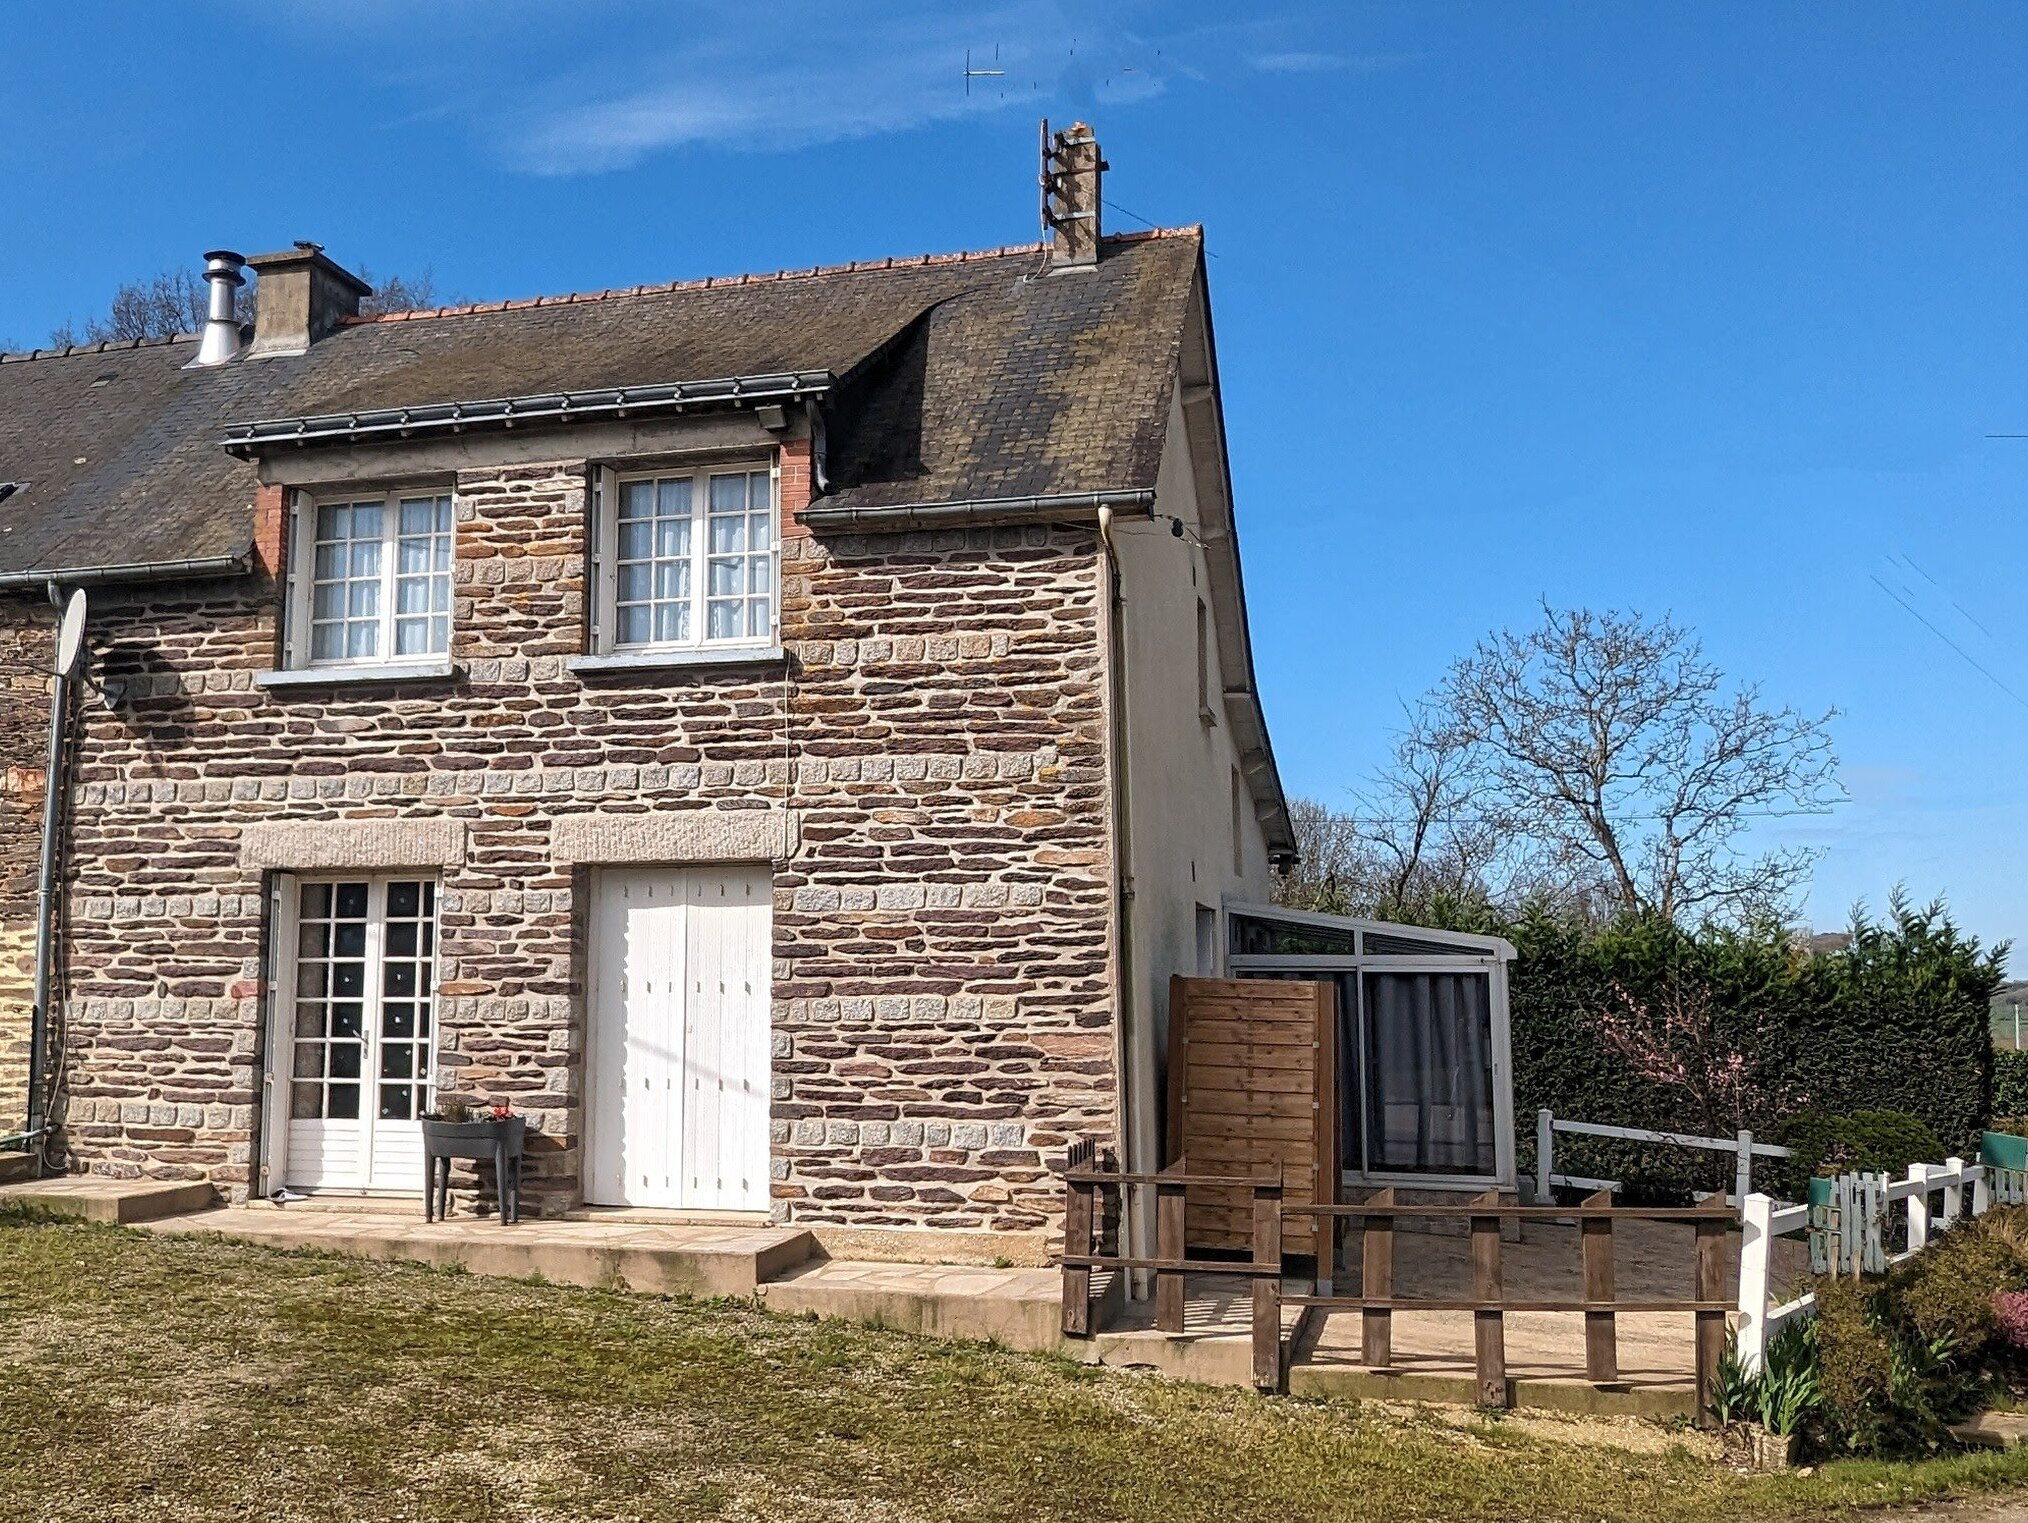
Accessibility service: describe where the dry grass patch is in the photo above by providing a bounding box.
[4,1210,2028,1522]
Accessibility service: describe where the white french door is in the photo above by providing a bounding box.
[280,878,439,1194]
[586,864,772,1212]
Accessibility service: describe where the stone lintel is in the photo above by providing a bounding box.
[551,808,799,865]
[239,818,468,871]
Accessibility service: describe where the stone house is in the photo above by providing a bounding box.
[0,130,1296,1257]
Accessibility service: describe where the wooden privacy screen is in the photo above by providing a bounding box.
[1166,976,1338,1259]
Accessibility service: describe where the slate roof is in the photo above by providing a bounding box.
[0,230,1203,578]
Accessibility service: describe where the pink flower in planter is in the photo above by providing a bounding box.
[1993,1290,2028,1351]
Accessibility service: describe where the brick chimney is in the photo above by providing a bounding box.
[1044,121,1105,271]
[244,241,371,357]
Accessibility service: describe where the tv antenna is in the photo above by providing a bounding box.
[964,46,1005,97]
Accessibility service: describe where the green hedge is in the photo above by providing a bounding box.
[1761,1111,1944,1200]
[1422,895,2004,1200]
[1996,1049,2028,1120]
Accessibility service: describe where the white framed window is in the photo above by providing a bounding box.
[592,462,777,654]
[290,490,454,667]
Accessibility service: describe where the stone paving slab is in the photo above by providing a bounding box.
[1953,1412,2028,1449]
[143,1204,814,1296]
[0,1176,216,1224]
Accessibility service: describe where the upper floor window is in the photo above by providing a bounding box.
[292,491,454,666]
[594,464,776,654]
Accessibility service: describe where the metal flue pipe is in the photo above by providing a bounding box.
[192,251,246,367]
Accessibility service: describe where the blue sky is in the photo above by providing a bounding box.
[7,3,2028,958]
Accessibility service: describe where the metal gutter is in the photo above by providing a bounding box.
[0,553,249,590]
[223,371,837,455]
[797,488,1155,533]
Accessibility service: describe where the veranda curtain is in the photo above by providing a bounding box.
[1362,971,1495,1176]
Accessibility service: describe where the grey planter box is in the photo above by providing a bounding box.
[421,1116,526,1225]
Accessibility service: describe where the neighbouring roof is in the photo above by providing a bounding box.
[0,229,1202,579]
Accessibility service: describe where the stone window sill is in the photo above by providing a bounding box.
[567,645,786,676]
[255,658,460,690]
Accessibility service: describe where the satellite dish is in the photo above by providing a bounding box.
[53,589,86,678]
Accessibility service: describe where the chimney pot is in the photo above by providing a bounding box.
[1044,121,1104,271]
[244,243,372,358]
[189,251,246,368]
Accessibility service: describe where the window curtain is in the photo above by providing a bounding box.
[1362,971,1495,1176]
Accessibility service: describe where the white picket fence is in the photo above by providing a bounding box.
[1735,1155,2017,1373]
[1534,1107,1794,1213]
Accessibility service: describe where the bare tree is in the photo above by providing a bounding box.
[50,268,219,346]
[49,261,449,346]
[1441,604,1840,923]
[1351,699,1501,914]
[357,266,447,316]
[1275,796,1365,914]
[1275,706,1504,921]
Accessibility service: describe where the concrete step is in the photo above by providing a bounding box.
[759,1258,1093,1355]
[0,1152,36,1187]
[0,1176,218,1225]
[144,1205,816,1297]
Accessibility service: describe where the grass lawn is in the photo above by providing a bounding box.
[5,1210,2028,1522]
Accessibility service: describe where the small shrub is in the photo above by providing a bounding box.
[1890,1214,2028,1351]
[1765,1110,1944,1200]
[1816,1257,2002,1456]
[1816,1276,1894,1448]
[1993,1290,2028,1352]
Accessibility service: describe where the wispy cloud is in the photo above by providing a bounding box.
[1249,48,1428,76]
[1250,50,1344,74]
[502,3,1177,175]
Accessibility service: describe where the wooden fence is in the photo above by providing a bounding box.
[1061,1157,1734,1416]
[1285,1192,1734,1414]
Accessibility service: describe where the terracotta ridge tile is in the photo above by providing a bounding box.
[334,228,1197,328]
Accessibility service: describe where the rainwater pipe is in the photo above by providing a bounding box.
[12,586,85,1164]
[1095,503,1153,1294]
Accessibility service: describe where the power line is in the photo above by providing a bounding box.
[1101,196,1219,257]
[1889,551,1995,640]
[1869,573,2028,712]
[1301,805,1840,826]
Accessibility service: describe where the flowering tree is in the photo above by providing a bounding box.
[1590,976,1802,1139]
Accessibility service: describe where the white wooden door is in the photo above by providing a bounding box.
[587,864,771,1211]
[282,878,438,1194]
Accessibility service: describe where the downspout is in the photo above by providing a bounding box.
[21,587,77,1164]
[1095,505,1149,1291]
[803,398,831,495]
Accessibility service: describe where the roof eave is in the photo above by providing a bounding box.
[0,548,250,590]
[1174,252,1296,863]
[797,488,1155,534]
[222,371,837,457]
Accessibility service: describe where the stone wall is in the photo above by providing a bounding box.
[47,443,1117,1233]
